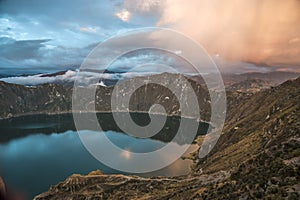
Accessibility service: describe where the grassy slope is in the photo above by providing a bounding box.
[191,77,300,199]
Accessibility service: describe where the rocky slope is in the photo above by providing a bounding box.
[0,81,73,119]
[189,76,300,199]
[33,77,300,199]
[34,170,230,200]
[227,78,273,92]
[189,71,300,89]
[0,73,211,121]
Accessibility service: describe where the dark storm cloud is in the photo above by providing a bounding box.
[0,38,51,61]
[0,37,95,75]
[0,0,154,74]
[0,0,120,28]
[0,0,131,46]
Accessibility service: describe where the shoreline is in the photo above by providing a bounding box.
[0,110,209,124]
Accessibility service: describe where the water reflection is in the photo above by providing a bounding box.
[0,113,207,199]
[0,113,209,144]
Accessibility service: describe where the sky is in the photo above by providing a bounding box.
[0,0,299,76]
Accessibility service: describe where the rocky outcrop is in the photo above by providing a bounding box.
[34,170,230,200]
[0,176,5,199]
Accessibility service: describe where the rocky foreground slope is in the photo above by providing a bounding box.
[31,77,300,199]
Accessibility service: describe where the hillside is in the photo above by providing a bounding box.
[0,73,211,121]
[34,77,300,199]
[227,78,273,92]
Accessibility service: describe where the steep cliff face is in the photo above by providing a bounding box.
[34,77,300,200]
[0,81,73,119]
[0,73,211,121]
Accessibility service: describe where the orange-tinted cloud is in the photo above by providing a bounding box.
[115,9,131,22]
[156,0,300,68]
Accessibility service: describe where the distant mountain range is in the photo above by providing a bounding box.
[1,70,299,88]
[189,71,300,89]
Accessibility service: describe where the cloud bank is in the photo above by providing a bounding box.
[154,0,300,68]
[1,0,299,75]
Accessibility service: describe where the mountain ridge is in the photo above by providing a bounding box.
[0,73,211,121]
